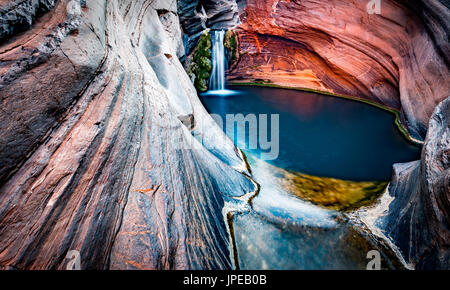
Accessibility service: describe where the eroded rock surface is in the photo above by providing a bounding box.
[0,0,57,41]
[228,0,450,140]
[0,0,255,270]
[0,0,448,271]
[178,0,242,35]
[357,97,449,269]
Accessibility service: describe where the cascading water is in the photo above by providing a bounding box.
[209,30,226,92]
[204,30,238,96]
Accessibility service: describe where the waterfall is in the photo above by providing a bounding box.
[209,30,226,91]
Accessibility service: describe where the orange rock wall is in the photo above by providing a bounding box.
[228,0,450,139]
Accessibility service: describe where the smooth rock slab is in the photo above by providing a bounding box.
[0,0,255,270]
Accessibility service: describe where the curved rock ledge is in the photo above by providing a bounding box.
[0,0,255,270]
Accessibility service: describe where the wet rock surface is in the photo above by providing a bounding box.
[0,0,255,270]
[0,0,448,270]
[357,97,450,269]
[178,0,242,36]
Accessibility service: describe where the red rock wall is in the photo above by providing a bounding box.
[228,0,450,139]
[0,0,255,270]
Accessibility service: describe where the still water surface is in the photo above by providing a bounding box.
[201,86,420,181]
[201,86,420,269]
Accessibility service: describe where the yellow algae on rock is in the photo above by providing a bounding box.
[279,170,388,211]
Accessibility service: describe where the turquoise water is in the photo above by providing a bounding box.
[200,86,420,269]
[201,86,421,181]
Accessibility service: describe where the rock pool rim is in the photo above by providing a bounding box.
[227,82,424,146]
[223,174,261,270]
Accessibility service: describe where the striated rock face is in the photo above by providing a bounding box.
[0,0,57,42]
[178,0,242,36]
[178,0,206,37]
[228,0,450,140]
[357,97,449,269]
[201,0,240,30]
[0,0,447,271]
[0,0,255,270]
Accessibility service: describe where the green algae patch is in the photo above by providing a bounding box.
[224,30,237,51]
[279,170,388,212]
[185,31,212,92]
[224,29,239,68]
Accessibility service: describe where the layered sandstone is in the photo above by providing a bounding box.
[228,0,450,140]
[0,0,448,271]
[0,0,255,270]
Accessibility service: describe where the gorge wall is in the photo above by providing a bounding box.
[227,0,450,140]
[0,0,448,270]
[0,0,255,269]
[177,0,450,269]
[357,97,449,269]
